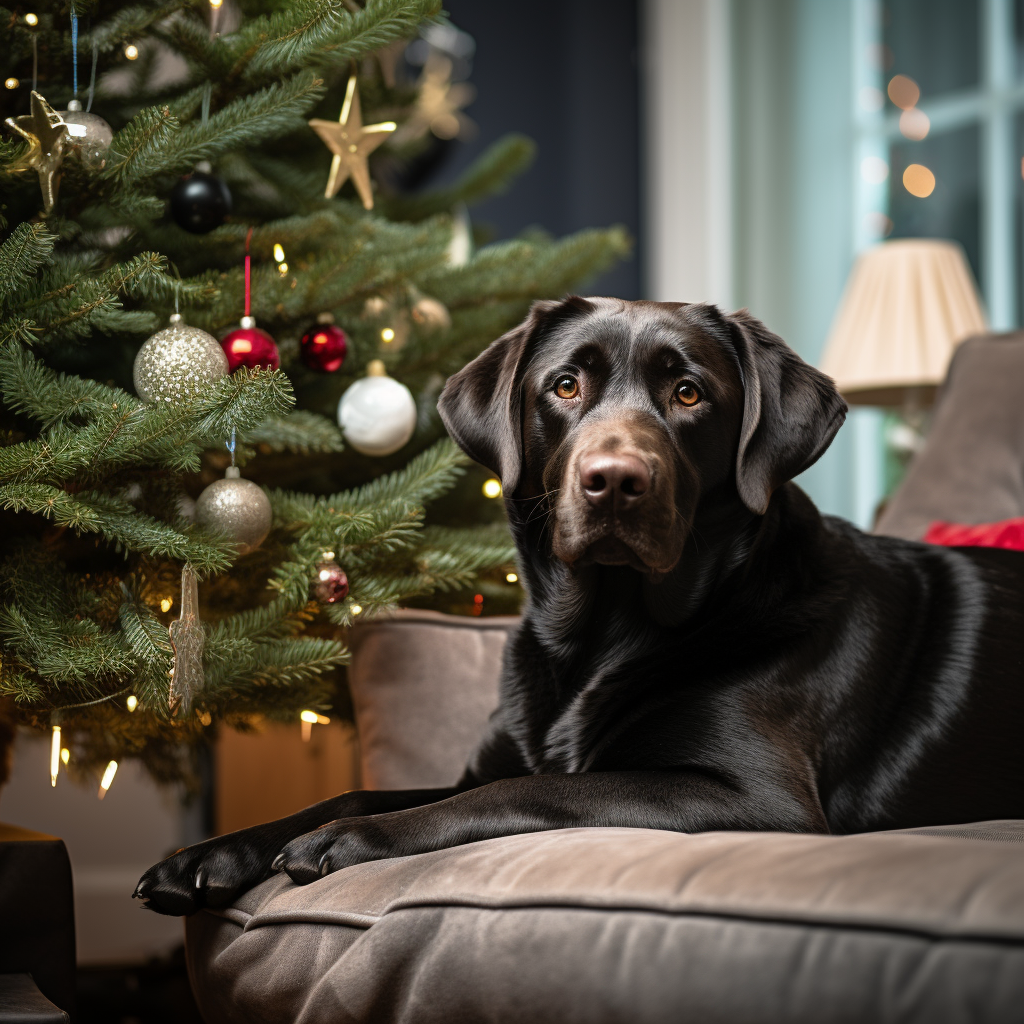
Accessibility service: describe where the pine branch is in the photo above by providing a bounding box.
[240,0,441,81]
[0,224,57,313]
[81,2,192,54]
[245,411,345,454]
[382,134,537,222]
[118,585,175,712]
[0,485,234,570]
[108,72,327,185]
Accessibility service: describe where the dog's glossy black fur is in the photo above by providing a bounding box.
[137,298,1024,916]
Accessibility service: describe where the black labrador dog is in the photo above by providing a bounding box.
[137,297,1024,916]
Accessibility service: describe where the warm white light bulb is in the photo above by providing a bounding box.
[482,478,502,498]
[126,695,138,712]
[50,725,61,787]
[4,78,18,90]
[24,12,38,26]
[273,244,285,262]
[381,327,395,343]
[61,747,70,765]
[506,572,518,583]
[350,603,363,616]
[124,43,139,60]
[98,760,118,799]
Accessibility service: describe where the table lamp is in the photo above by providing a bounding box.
[820,239,987,410]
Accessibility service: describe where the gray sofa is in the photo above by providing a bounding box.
[186,612,1024,1024]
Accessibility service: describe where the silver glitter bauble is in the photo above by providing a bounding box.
[134,313,229,404]
[195,467,272,555]
[59,100,114,171]
[337,360,417,457]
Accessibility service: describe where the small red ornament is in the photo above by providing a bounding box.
[314,561,349,603]
[301,317,348,373]
[220,316,280,372]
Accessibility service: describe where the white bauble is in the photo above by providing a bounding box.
[338,361,417,456]
[134,313,229,404]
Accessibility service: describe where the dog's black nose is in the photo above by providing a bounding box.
[579,453,650,509]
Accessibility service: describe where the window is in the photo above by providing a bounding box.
[854,0,1024,328]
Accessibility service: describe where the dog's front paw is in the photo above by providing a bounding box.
[277,818,393,884]
[134,834,277,916]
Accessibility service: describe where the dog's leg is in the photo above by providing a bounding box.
[134,787,458,916]
[278,770,828,882]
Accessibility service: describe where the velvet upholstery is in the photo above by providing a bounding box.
[187,822,1024,1024]
[347,610,515,790]
[876,332,1024,540]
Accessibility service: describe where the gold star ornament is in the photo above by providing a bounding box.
[308,76,396,209]
[395,54,476,144]
[4,90,71,214]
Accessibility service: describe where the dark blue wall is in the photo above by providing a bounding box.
[438,0,641,299]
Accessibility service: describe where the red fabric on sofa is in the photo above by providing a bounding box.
[924,516,1024,551]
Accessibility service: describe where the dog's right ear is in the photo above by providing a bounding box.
[438,298,579,494]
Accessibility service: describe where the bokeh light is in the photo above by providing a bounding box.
[903,163,936,198]
[887,74,920,109]
[899,108,930,140]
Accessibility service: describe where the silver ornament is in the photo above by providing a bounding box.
[134,313,229,404]
[338,360,417,456]
[58,99,114,171]
[195,467,272,555]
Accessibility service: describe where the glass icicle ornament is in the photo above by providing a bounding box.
[134,313,229,404]
[169,566,204,717]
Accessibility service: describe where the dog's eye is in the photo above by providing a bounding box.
[555,376,580,400]
[675,380,702,407]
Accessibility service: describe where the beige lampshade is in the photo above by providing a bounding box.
[820,239,987,406]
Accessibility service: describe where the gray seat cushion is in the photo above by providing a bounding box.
[186,822,1024,1024]
[347,610,515,790]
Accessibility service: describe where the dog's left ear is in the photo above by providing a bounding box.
[438,298,589,494]
[727,309,847,515]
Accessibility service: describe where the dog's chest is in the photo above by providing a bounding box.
[512,654,676,775]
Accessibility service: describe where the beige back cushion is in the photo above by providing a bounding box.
[347,610,517,790]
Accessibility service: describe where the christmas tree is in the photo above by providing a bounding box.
[0,0,628,787]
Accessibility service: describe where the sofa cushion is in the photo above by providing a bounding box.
[347,610,516,790]
[186,822,1024,1024]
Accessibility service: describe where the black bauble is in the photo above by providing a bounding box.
[169,171,232,234]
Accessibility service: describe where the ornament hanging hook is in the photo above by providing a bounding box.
[244,225,253,319]
[71,5,79,97]
[86,40,98,111]
[168,261,182,315]
[225,426,236,467]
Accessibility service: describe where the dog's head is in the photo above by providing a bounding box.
[438,297,846,575]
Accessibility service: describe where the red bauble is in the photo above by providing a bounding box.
[300,322,348,373]
[221,318,280,372]
[314,561,349,603]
